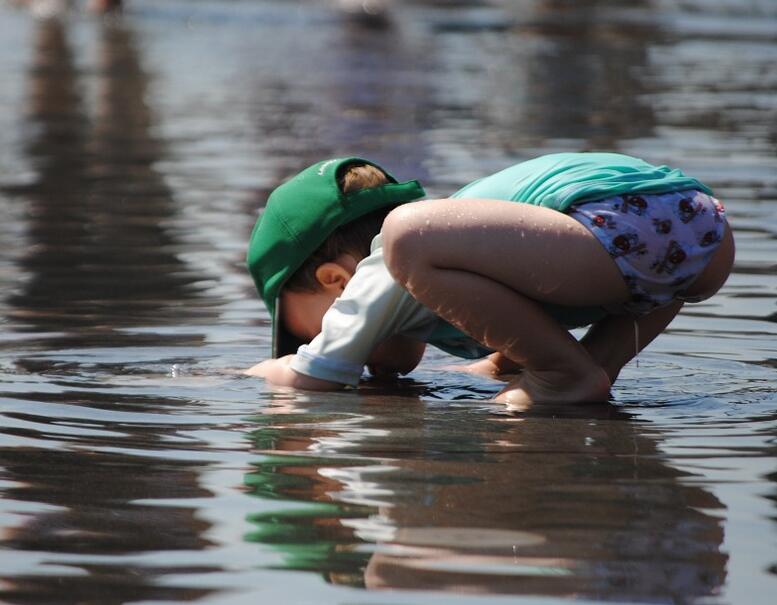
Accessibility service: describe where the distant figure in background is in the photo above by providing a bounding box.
[14,0,121,17]
[89,0,121,13]
[16,0,71,19]
[336,0,390,28]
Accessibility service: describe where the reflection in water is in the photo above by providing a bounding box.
[420,0,658,182]
[328,15,433,180]
[1,448,216,603]
[243,7,433,209]
[245,398,727,600]
[520,0,657,146]
[8,18,202,338]
[0,18,217,603]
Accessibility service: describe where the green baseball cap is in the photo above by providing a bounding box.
[246,157,426,358]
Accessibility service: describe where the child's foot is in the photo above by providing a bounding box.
[494,366,611,411]
[441,359,519,381]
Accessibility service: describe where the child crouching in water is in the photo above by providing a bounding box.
[246,154,734,407]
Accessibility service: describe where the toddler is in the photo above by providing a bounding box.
[246,154,734,407]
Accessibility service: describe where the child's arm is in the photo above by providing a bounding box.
[282,237,434,389]
[245,355,345,391]
[245,335,425,390]
[245,335,425,391]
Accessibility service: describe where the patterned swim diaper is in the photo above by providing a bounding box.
[568,190,727,315]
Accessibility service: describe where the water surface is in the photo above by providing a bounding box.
[0,1,776,603]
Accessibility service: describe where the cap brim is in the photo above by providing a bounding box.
[272,296,306,358]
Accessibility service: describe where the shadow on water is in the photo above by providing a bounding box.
[244,395,727,601]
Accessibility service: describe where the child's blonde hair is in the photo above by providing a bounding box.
[284,163,391,293]
[340,163,388,192]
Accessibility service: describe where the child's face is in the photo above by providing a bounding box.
[280,287,342,342]
[280,255,359,343]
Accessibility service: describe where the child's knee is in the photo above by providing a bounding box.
[381,204,429,282]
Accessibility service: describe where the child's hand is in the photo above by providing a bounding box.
[244,355,294,378]
[441,353,522,381]
[244,355,344,391]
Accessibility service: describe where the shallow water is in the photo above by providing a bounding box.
[0,0,776,603]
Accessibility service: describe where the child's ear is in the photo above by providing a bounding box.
[315,262,353,292]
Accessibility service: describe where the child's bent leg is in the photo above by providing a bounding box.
[582,219,733,382]
[581,301,684,383]
[382,199,633,405]
[408,264,612,406]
